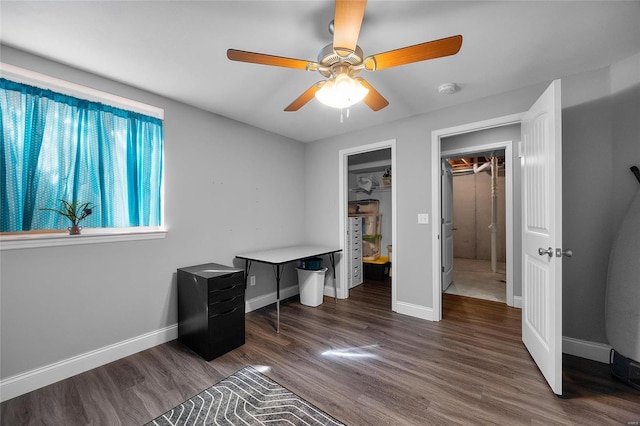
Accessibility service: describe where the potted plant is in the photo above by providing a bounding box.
[41,200,94,235]
[382,168,392,187]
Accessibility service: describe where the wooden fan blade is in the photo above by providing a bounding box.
[227,49,316,70]
[358,78,389,111]
[364,35,463,71]
[284,83,322,111]
[333,0,367,57]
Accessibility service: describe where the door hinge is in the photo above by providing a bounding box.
[442,266,445,272]
[518,140,524,158]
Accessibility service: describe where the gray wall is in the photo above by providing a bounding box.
[561,54,640,343]
[0,46,306,380]
[305,53,640,346]
[1,45,638,385]
[304,85,544,308]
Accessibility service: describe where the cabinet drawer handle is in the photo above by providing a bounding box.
[212,283,242,292]
[215,273,234,279]
[214,306,239,317]
[218,295,240,304]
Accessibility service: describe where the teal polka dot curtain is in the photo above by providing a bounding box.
[0,78,163,232]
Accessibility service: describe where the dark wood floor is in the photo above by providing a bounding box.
[2,278,639,425]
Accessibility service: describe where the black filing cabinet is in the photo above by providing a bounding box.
[177,263,245,361]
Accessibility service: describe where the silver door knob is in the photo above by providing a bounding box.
[558,248,573,258]
[538,247,553,257]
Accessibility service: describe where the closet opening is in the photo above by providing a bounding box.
[338,140,396,311]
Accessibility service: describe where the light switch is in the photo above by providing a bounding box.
[418,213,429,224]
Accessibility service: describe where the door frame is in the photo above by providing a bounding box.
[441,159,454,291]
[441,140,515,307]
[431,114,524,321]
[339,139,397,309]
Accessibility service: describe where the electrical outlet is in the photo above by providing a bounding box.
[249,276,256,286]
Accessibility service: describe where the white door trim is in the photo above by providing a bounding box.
[431,113,524,320]
[441,140,515,307]
[339,139,397,308]
[441,160,454,291]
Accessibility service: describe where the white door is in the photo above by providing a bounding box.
[521,80,563,395]
[441,160,454,290]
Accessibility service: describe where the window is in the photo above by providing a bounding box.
[0,65,164,241]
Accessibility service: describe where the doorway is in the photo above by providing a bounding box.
[442,150,508,304]
[431,81,563,395]
[338,139,397,311]
[430,114,524,321]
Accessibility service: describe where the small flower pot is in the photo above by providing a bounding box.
[68,224,82,235]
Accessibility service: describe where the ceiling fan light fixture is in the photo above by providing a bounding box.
[315,72,369,109]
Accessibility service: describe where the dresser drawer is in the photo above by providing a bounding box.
[208,281,244,304]
[209,306,245,341]
[208,306,245,359]
[209,293,244,316]
[207,271,243,291]
[353,263,361,275]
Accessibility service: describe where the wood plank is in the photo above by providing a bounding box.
[2,279,639,425]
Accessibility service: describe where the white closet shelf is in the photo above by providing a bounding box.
[349,186,392,193]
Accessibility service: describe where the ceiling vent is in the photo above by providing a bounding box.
[438,82,458,94]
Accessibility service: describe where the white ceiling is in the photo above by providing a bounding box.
[1,1,639,143]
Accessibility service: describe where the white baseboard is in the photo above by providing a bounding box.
[395,301,435,321]
[0,324,178,403]
[2,287,302,402]
[1,293,610,403]
[563,336,612,364]
[513,296,522,308]
[244,282,341,312]
[244,285,299,312]
[323,284,340,298]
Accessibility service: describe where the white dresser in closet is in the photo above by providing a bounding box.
[347,216,364,288]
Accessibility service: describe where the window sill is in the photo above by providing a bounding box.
[0,227,168,251]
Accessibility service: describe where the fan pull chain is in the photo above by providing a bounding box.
[339,107,352,123]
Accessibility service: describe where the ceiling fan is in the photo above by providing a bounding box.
[227,0,462,112]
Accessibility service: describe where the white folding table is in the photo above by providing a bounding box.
[236,245,341,333]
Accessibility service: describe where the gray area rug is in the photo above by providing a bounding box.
[146,366,345,425]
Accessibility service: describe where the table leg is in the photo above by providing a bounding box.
[274,264,282,333]
[244,260,252,288]
[329,252,338,303]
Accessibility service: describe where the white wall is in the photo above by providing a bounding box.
[0,46,306,384]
